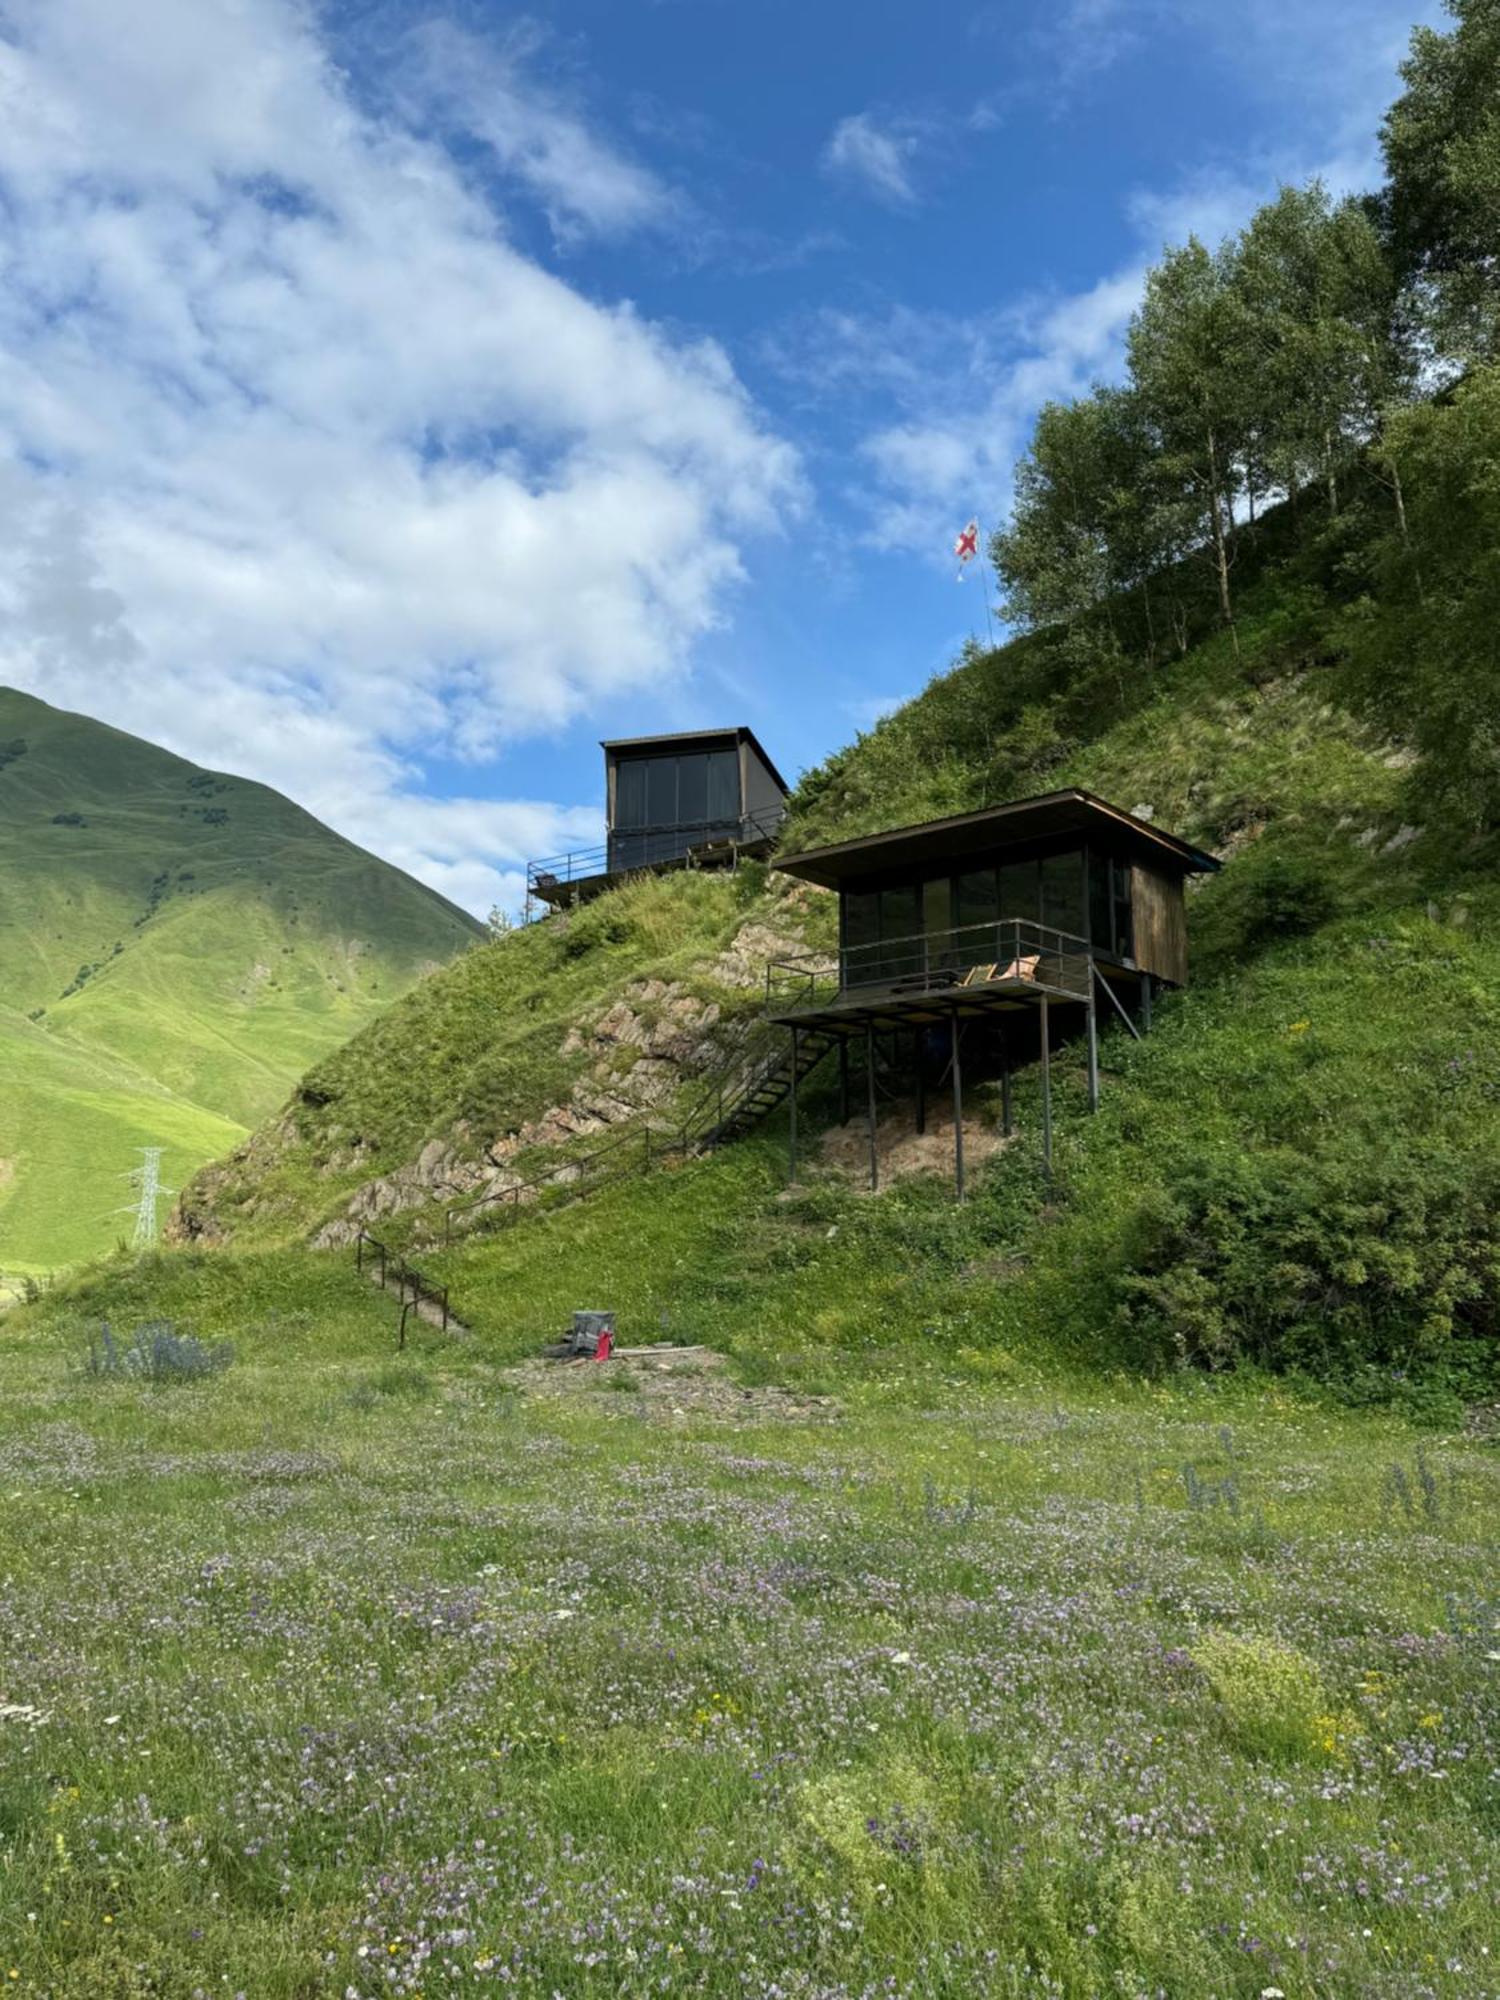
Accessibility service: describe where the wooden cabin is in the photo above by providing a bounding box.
[763,790,1219,1189]
[528,727,789,911]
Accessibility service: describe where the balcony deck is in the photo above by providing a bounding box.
[766,918,1124,1033]
[527,806,785,912]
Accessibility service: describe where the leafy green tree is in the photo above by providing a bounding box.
[1382,0,1500,361]
[1343,364,1500,829]
[993,385,1197,666]
[1127,239,1249,641]
[1231,185,1406,519]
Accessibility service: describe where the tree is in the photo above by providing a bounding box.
[1343,364,1500,829]
[1231,184,1410,522]
[993,385,1196,670]
[1382,0,1500,362]
[992,390,1133,631]
[1127,239,1249,641]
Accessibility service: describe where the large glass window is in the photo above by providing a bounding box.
[1041,851,1086,939]
[1088,851,1112,949]
[646,757,677,827]
[1086,851,1135,960]
[615,759,647,831]
[955,868,999,966]
[1112,860,1134,962]
[877,885,921,981]
[841,883,924,985]
[999,859,1039,924]
[677,754,709,827]
[707,749,739,824]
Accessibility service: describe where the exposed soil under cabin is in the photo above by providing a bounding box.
[816,1102,1014,1185]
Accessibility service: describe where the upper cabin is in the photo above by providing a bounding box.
[768,789,1219,1023]
[527,727,789,911]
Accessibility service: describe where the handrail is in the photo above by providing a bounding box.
[766,917,1096,1015]
[527,802,787,898]
[356,1228,451,1349]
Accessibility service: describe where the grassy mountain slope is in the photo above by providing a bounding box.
[152,521,1500,1410]
[0,687,480,1282]
[9,498,1500,2000]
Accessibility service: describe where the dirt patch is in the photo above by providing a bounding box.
[504,1345,841,1426]
[818,1104,1012,1185]
[0,1157,14,1191]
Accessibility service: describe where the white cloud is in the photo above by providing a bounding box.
[0,0,800,914]
[401,20,679,246]
[796,0,1438,568]
[823,112,922,208]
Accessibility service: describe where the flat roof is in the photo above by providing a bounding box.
[774,789,1220,889]
[600,726,789,796]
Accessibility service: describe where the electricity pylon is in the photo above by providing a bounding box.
[119,1147,174,1249]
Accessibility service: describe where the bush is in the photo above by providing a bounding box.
[1111,1140,1500,1385]
[1193,847,1337,964]
[1191,1630,1335,1762]
[86,1320,234,1384]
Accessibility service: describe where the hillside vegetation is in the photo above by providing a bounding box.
[150,0,1500,1409]
[152,440,1500,1417]
[5,9,1500,1994]
[0,687,479,1285]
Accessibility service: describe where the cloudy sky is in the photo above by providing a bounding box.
[0,0,1443,915]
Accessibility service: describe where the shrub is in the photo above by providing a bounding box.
[1191,1630,1332,1761]
[86,1320,233,1384]
[1193,847,1337,964]
[1111,1139,1500,1385]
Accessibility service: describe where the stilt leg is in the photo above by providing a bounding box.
[951,1011,965,1202]
[1001,1033,1012,1137]
[915,1046,926,1136]
[866,1023,879,1192]
[788,1028,799,1185]
[1086,975,1100,1113]
[1141,973,1153,1033]
[839,1037,850,1126]
[1040,994,1053,1180]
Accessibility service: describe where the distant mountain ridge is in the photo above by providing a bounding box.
[0,686,481,1284]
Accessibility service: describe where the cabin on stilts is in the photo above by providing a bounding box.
[764,789,1219,1191]
[527,727,789,915]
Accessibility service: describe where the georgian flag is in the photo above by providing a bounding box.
[954,519,979,579]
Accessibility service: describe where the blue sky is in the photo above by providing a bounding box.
[0,0,1442,912]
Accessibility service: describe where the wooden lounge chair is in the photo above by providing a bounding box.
[959,953,1041,987]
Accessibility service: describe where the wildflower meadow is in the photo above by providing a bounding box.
[1,1281,1496,1998]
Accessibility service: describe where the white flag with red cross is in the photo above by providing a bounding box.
[953,519,979,579]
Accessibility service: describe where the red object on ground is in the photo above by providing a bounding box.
[594,1327,614,1362]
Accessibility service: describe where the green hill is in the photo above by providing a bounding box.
[156,444,1500,1414]
[0,687,481,1285]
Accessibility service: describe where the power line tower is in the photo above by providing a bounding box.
[119,1147,174,1249]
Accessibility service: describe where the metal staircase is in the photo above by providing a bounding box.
[698,1028,838,1148]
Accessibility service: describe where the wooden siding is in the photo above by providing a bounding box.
[1130,863,1188,985]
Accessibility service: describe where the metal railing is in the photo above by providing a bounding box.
[356,1229,451,1349]
[527,803,787,903]
[766,917,1096,1016]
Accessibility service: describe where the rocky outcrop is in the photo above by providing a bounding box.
[307,907,812,1246]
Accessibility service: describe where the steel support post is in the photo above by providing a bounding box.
[866,1024,879,1192]
[950,1011,965,1202]
[788,1028,800,1185]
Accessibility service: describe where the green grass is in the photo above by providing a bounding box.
[183,864,780,1249]
[0,1010,244,1292]
[2,1259,1496,1997]
[0,687,480,1276]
